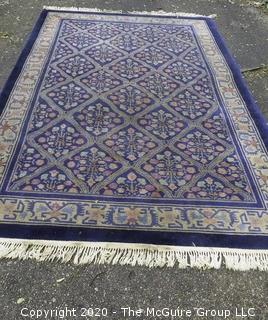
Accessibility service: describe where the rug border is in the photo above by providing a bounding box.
[0,9,268,251]
[0,222,268,249]
[205,18,268,148]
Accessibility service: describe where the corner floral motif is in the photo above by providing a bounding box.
[183,174,248,201]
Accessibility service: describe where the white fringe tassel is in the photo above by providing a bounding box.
[43,6,217,19]
[0,238,267,271]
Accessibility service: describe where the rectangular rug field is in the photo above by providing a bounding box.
[0,8,268,270]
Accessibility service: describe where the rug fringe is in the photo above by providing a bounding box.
[0,238,267,271]
[43,6,217,19]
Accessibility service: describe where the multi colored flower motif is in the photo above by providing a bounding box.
[18,167,80,193]
[10,143,47,184]
[184,175,244,201]
[88,23,121,40]
[202,111,231,142]
[215,153,253,198]
[157,37,191,55]
[57,54,95,78]
[81,70,122,93]
[163,61,202,84]
[29,98,59,132]
[142,149,198,195]
[107,85,153,115]
[104,126,157,162]
[134,46,172,68]
[183,48,205,69]
[60,23,78,36]
[64,32,99,49]
[109,58,150,80]
[43,67,66,89]
[110,34,145,52]
[74,99,123,136]
[176,130,226,165]
[138,73,179,98]
[133,25,166,42]
[193,76,215,101]
[138,107,186,140]
[47,81,92,111]
[167,89,213,120]
[35,121,87,158]
[100,170,165,198]
[85,44,124,66]
[52,41,73,61]
[65,146,122,189]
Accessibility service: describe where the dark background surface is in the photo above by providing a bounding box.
[0,0,268,319]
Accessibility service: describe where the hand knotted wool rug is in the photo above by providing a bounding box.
[0,7,268,270]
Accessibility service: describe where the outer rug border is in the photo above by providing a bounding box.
[0,8,268,269]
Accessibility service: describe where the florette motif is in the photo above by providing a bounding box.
[193,75,215,101]
[52,41,73,61]
[81,70,122,93]
[109,58,150,80]
[184,175,246,201]
[133,25,166,42]
[142,149,198,195]
[29,98,59,132]
[163,61,202,84]
[137,107,187,140]
[60,23,78,36]
[183,47,205,69]
[85,44,124,66]
[65,32,99,50]
[110,34,145,52]
[167,89,213,120]
[17,167,81,193]
[65,146,122,190]
[74,99,124,136]
[88,23,121,40]
[104,125,157,163]
[157,36,191,55]
[10,143,47,185]
[138,73,179,98]
[107,85,154,115]
[57,54,95,77]
[202,111,231,142]
[42,67,66,89]
[35,121,87,158]
[100,170,165,198]
[175,129,226,165]
[47,81,92,111]
[134,46,172,69]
